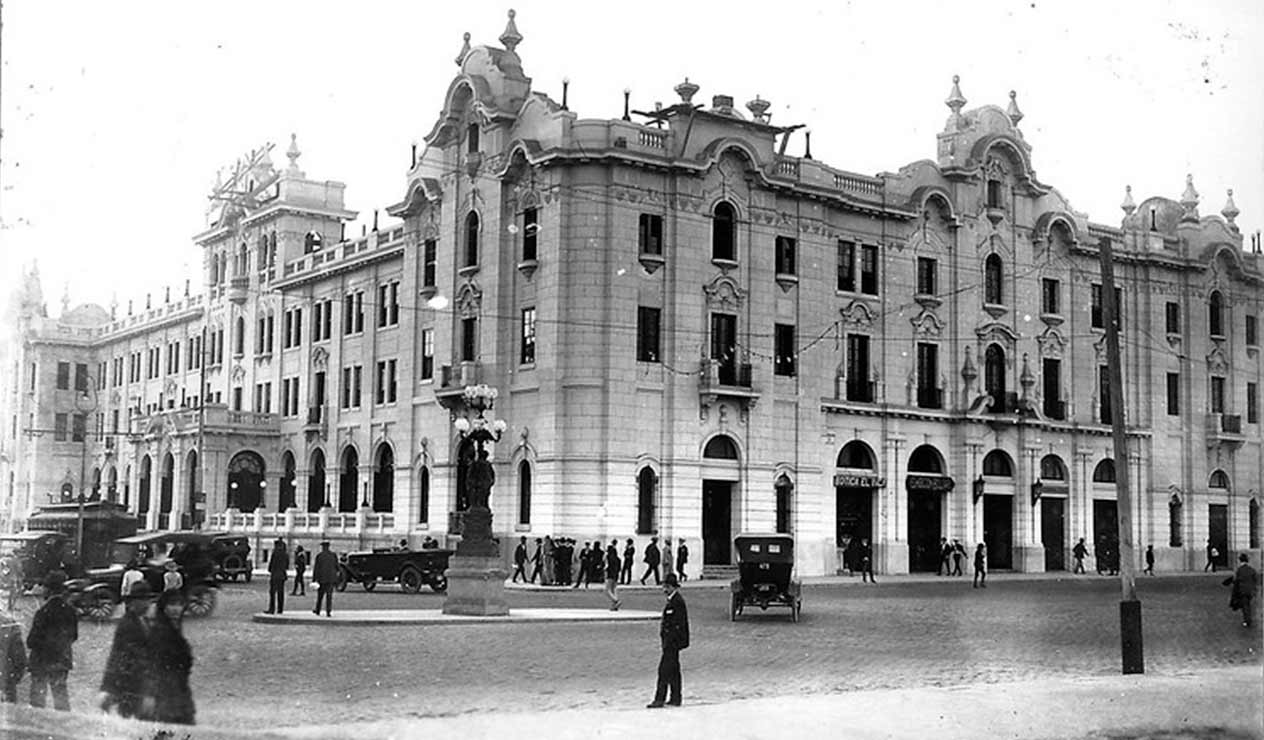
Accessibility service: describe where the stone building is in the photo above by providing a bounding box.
[2,11,1260,575]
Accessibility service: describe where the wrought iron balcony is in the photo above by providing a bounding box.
[698,360,759,413]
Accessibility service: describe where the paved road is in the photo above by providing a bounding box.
[4,573,1259,732]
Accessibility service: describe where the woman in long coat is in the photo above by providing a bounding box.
[148,589,195,724]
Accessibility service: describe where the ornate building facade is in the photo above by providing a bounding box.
[3,11,1261,575]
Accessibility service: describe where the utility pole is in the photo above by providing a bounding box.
[196,324,209,530]
[1098,235,1143,674]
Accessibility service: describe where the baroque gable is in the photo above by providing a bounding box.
[703,274,745,312]
[840,300,877,330]
[910,309,944,339]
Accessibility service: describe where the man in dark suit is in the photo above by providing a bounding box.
[312,542,339,617]
[621,539,636,585]
[647,573,688,708]
[640,536,662,585]
[512,537,529,583]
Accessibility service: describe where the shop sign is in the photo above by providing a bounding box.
[834,473,886,488]
[905,474,955,493]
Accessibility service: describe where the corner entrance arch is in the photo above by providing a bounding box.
[906,444,950,573]
[702,435,740,566]
[227,451,265,513]
[835,440,880,574]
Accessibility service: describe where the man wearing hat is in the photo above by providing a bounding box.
[312,541,339,617]
[162,560,183,592]
[646,573,689,708]
[26,570,78,711]
[99,581,155,719]
[266,538,289,615]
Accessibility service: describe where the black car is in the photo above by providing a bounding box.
[0,531,74,590]
[65,531,220,621]
[336,546,451,594]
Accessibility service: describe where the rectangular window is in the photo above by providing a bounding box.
[341,366,363,409]
[312,302,324,343]
[232,387,243,412]
[636,307,661,363]
[775,236,796,276]
[845,334,871,402]
[1210,376,1225,414]
[1041,278,1060,315]
[293,308,302,346]
[986,180,1003,208]
[265,316,274,353]
[56,362,70,390]
[72,413,86,442]
[341,368,351,409]
[423,240,437,288]
[520,307,536,365]
[352,366,362,408]
[774,323,796,377]
[375,359,398,404]
[111,409,119,433]
[1166,373,1180,416]
[917,257,937,296]
[376,361,386,405]
[860,244,879,295]
[377,283,399,328]
[30,362,37,391]
[1249,382,1258,424]
[74,363,88,392]
[420,328,435,380]
[54,413,68,441]
[1091,284,1103,329]
[344,291,364,335]
[522,207,538,261]
[917,343,940,408]
[837,240,855,292]
[461,317,477,362]
[1165,302,1180,335]
[1248,315,1258,346]
[638,213,662,256]
[1042,358,1062,419]
[321,299,332,340]
[1099,366,1112,424]
[257,317,267,354]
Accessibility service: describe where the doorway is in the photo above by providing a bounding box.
[907,491,942,573]
[835,486,874,572]
[983,494,1013,569]
[1209,504,1229,569]
[702,480,732,565]
[1041,497,1066,571]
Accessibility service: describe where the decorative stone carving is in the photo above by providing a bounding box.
[910,309,944,339]
[311,346,329,370]
[455,281,483,318]
[840,300,876,330]
[231,365,246,383]
[1037,327,1066,359]
[1206,344,1228,375]
[703,274,745,312]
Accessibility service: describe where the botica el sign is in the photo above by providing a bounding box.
[833,473,886,488]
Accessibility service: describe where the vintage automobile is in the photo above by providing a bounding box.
[204,532,252,582]
[729,533,802,622]
[0,531,75,590]
[65,531,220,621]
[335,545,452,594]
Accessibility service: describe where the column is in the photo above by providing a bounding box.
[882,435,907,574]
[964,442,984,549]
[169,447,184,531]
[1015,443,1044,572]
[146,457,161,532]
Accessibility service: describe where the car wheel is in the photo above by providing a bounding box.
[429,574,448,593]
[399,567,423,595]
[85,591,117,622]
[185,586,217,618]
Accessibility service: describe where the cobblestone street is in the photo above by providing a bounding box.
[6,573,1261,732]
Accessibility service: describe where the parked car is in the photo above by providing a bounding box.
[204,532,252,582]
[335,545,452,594]
[0,531,75,590]
[729,533,802,622]
[65,531,220,621]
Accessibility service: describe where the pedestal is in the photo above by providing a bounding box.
[441,555,509,616]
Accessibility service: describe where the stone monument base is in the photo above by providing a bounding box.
[441,554,509,616]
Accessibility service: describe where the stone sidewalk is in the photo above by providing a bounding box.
[252,606,659,625]
[3,665,1259,740]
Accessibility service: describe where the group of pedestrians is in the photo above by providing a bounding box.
[0,570,196,725]
[513,535,689,589]
[262,539,340,617]
[936,538,968,577]
[839,537,877,582]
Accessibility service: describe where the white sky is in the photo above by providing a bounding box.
[2,0,1262,314]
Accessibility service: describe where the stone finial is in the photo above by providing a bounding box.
[1120,185,1136,216]
[286,133,302,175]
[674,77,700,105]
[945,75,966,114]
[499,9,522,54]
[1221,189,1240,230]
[961,346,978,380]
[1019,353,1035,394]
[746,95,770,122]
[455,32,471,66]
[1180,174,1200,222]
[109,294,118,319]
[60,282,71,315]
[1006,90,1024,127]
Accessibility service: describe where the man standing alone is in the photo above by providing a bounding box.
[1072,538,1088,574]
[27,571,77,711]
[266,538,288,615]
[604,541,621,611]
[1225,553,1258,628]
[646,573,688,708]
[640,536,662,586]
[676,538,689,582]
[973,543,987,588]
[312,542,338,617]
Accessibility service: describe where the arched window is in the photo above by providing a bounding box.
[907,445,944,474]
[339,447,359,513]
[417,465,430,524]
[1169,493,1183,547]
[91,467,101,499]
[703,435,739,460]
[774,475,793,534]
[237,243,248,276]
[467,122,480,154]
[307,449,326,513]
[984,343,1006,412]
[1209,291,1224,336]
[279,451,296,512]
[637,467,656,534]
[1092,459,1116,483]
[138,456,152,514]
[235,316,246,357]
[106,465,118,502]
[227,450,266,513]
[256,234,268,270]
[123,464,131,508]
[986,179,1003,209]
[185,451,198,525]
[1040,455,1067,481]
[465,212,480,268]
[1209,470,1229,490]
[984,254,1003,304]
[160,453,174,515]
[982,450,1013,477]
[837,440,876,469]
[269,231,278,264]
[304,231,323,254]
[518,461,532,525]
[712,201,736,262]
[373,444,394,512]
